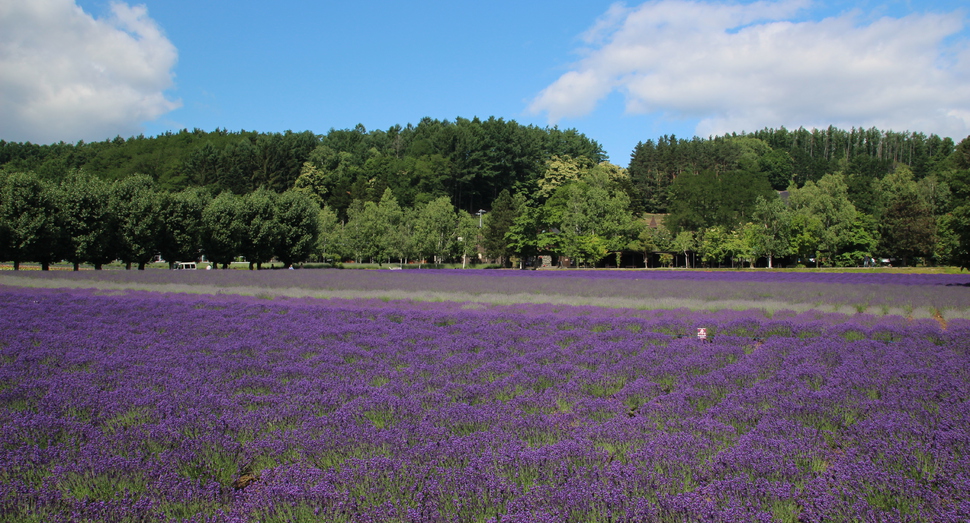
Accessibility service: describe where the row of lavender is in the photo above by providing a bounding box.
[9,267,970,285]
[5,268,970,314]
[2,287,969,522]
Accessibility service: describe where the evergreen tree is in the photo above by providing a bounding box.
[482,189,519,266]
[881,194,937,266]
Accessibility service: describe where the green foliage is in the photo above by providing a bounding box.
[57,171,115,270]
[836,213,879,266]
[787,174,859,264]
[339,200,373,263]
[292,161,329,207]
[375,189,404,265]
[665,168,775,234]
[0,120,604,219]
[413,196,458,266]
[157,187,211,268]
[300,117,603,217]
[543,169,634,266]
[111,175,162,269]
[759,148,795,190]
[0,124,966,269]
[505,202,542,264]
[942,205,970,270]
[202,192,245,268]
[482,189,520,266]
[697,226,731,267]
[747,195,791,268]
[456,210,481,268]
[0,173,332,270]
[240,189,280,269]
[672,231,695,268]
[880,194,936,265]
[274,190,322,268]
[315,205,340,261]
[954,135,970,171]
[0,172,61,269]
[636,222,673,257]
[788,213,824,265]
[340,189,403,264]
[629,127,957,218]
[536,155,593,201]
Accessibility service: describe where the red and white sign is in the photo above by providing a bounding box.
[696,328,707,340]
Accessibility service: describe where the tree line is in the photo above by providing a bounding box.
[627,127,956,214]
[1,119,969,270]
[0,117,605,218]
[0,172,325,270]
[623,128,970,269]
[0,171,499,270]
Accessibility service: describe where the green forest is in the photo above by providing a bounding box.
[1,117,969,270]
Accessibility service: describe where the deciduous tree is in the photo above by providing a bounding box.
[240,189,279,269]
[672,231,695,269]
[0,172,61,270]
[58,172,116,270]
[748,195,791,268]
[274,190,322,268]
[112,174,161,270]
[201,192,245,268]
[413,196,457,266]
[456,210,480,268]
[787,174,858,264]
[157,188,210,269]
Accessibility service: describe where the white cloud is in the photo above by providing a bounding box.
[0,0,180,143]
[529,0,970,139]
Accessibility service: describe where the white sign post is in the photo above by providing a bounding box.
[696,327,707,340]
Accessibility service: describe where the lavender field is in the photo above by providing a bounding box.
[3,268,970,318]
[2,270,970,522]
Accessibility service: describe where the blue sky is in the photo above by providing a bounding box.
[2,0,969,166]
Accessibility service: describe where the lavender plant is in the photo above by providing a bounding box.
[2,268,969,318]
[1,286,969,522]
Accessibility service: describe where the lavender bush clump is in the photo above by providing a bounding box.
[2,284,969,522]
[3,269,970,317]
